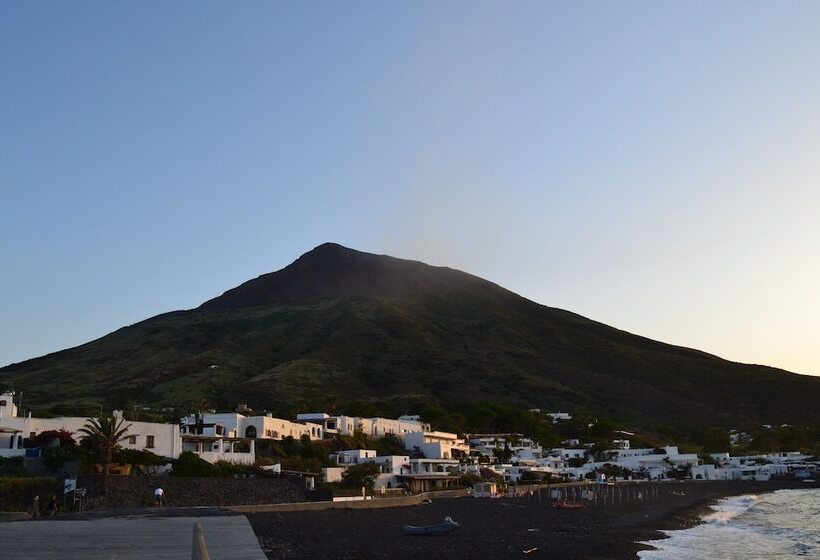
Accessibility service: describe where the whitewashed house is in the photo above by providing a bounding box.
[321,450,412,489]
[178,413,255,464]
[296,413,426,439]
[330,449,377,465]
[372,455,412,491]
[467,433,544,461]
[546,412,572,424]
[322,449,378,483]
[690,464,719,480]
[607,446,699,471]
[0,392,181,460]
[181,412,323,441]
[404,430,469,459]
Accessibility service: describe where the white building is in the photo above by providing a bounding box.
[321,450,412,489]
[467,433,544,461]
[295,413,426,439]
[372,455,412,490]
[546,412,572,424]
[606,446,699,472]
[177,413,257,464]
[181,412,323,441]
[330,449,377,465]
[553,448,588,461]
[719,464,771,481]
[404,430,469,460]
[612,439,630,450]
[409,457,460,474]
[690,464,719,480]
[0,392,181,460]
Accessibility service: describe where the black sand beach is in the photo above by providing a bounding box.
[248,481,810,559]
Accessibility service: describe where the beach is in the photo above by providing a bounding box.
[248,481,811,559]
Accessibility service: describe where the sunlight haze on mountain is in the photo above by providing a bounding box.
[1,2,819,376]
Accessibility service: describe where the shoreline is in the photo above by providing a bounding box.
[627,481,816,558]
[247,481,813,560]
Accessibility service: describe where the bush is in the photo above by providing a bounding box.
[113,448,167,467]
[28,430,76,448]
[460,472,482,487]
[42,446,82,469]
[340,463,381,490]
[0,456,30,477]
[171,451,258,477]
[171,451,219,477]
[375,434,406,457]
[0,477,61,511]
[27,430,81,469]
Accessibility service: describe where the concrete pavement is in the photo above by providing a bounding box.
[0,514,267,559]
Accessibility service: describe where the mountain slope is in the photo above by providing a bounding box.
[2,243,818,429]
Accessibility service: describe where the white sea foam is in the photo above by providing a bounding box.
[638,489,820,560]
[702,494,761,525]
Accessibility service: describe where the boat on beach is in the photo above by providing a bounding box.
[553,501,585,510]
[402,516,460,536]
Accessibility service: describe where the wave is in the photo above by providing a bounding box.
[702,494,762,525]
[638,489,820,559]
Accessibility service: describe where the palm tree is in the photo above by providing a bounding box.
[79,416,131,493]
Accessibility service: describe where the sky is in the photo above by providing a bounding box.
[1,1,818,376]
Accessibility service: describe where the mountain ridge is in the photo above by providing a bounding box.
[1,243,818,430]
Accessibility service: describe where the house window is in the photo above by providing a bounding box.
[0,400,6,406]
[128,436,137,445]
[145,435,155,448]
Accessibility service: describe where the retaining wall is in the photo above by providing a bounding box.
[78,475,308,510]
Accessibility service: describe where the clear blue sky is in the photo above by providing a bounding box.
[2,2,819,375]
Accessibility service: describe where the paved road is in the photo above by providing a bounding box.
[0,514,267,559]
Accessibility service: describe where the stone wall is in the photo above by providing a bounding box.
[78,474,309,510]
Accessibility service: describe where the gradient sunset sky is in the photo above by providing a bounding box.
[1,2,818,375]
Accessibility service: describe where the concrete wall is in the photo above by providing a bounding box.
[78,475,309,510]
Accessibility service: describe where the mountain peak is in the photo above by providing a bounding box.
[197,243,504,312]
[303,242,354,258]
[293,242,367,267]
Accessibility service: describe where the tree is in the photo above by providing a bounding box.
[459,472,482,487]
[340,462,381,490]
[28,430,76,448]
[375,434,406,457]
[703,428,730,453]
[30,430,80,469]
[114,448,167,468]
[494,444,513,463]
[78,416,131,493]
[172,451,218,477]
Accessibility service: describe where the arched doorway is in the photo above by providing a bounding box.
[245,426,257,438]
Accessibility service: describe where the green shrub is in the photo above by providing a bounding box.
[0,477,61,511]
[0,456,30,477]
[460,472,482,487]
[340,462,381,490]
[171,451,218,477]
[113,448,167,467]
[171,451,259,477]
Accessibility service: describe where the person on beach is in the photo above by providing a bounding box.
[48,495,58,516]
[153,487,164,507]
[32,495,40,518]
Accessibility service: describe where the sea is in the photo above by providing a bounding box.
[638,488,820,559]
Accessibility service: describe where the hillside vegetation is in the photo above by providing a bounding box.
[2,243,819,432]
